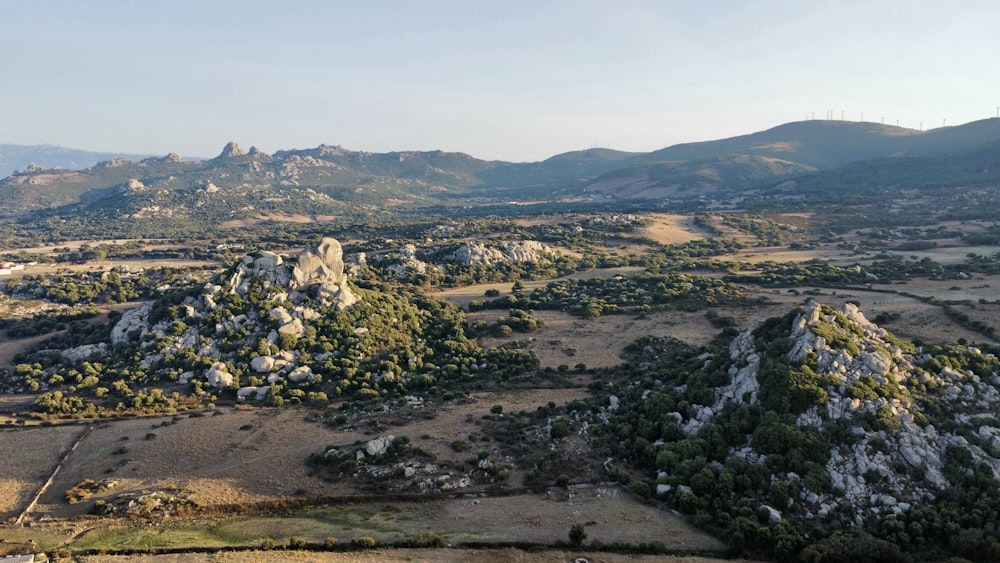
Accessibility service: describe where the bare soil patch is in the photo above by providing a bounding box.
[219,214,337,228]
[34,409,347,518]
[638,213,711,245]
[0,423,81,519]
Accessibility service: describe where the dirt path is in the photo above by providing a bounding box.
[16,424,93,525]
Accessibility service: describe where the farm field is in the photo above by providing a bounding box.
[0,393,725,557]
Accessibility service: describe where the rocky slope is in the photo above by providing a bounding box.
[25,237,530,412]
[91,237,357,395]
[597,299,1000,557]
[693,301,1000,520]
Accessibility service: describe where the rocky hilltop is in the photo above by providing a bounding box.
[104,237,358,395]
[597,299,1000,557]
[696,301,999,517]
[367,239,556,279]
[32,237,529,411]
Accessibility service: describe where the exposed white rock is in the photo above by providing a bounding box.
[761,505,783,524]
[237,386,268,401]
[278,319,305,338]
[61,343,108,362]
[269,307,293,325]
[205,362,234,389]
[449,240,553,266]
[608,395,620,412]
[121,178,147,194]
[292,237,345,286]
[111,303,151,345]
[250,356,275,373]
[217,141,245,158]
[363,435,396,457]
[288,366,314,382]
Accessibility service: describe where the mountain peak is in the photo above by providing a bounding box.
[217,142,245,158]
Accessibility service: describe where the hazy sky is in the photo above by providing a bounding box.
[2,0,997,162]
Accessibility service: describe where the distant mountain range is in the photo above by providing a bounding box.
[0,144,155,178]
[2,119,999,221]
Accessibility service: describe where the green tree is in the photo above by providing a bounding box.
[569,522,587,546]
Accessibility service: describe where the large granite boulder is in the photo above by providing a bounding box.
[111,303,151,345]
[206,362,234,388]
[292,237,346,287]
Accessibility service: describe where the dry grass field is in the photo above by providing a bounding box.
[219,214,338,228]
[475,309,719,369]
[8,258,218,277]
[637,213,712,245]
[0,423,82,519]
[29,385,597,522]
[28,387,575,515]
[0,391,726,556]
[57,486,724,552]
[463,271,999,371]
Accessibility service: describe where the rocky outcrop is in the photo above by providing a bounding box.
[290,237,357,310]
[111,303,151,344]
[292,237,346,287]
[384,244,433,278]
[237,386,268,401]
[217,142,245,158]
[205,362,234,389]
[360,435,396,458]
[288,366,314,382]
[251,355,275,373]
[61,343,108,362]
[449,241,553,266]
[120,178,147,194]
[107,239,360,393]
[653,299,1000,520]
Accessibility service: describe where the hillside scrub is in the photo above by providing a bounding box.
[472,271,749,318]
[3,240,538,416]
[581,301,1000,560]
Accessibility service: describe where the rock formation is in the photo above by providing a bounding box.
[217,142,246,158]
[110,237,359,394]
[639,299,1000,521]
[449,240,552,266]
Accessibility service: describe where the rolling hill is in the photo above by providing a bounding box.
[581,119,1000,198]
[2,118,999,220]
